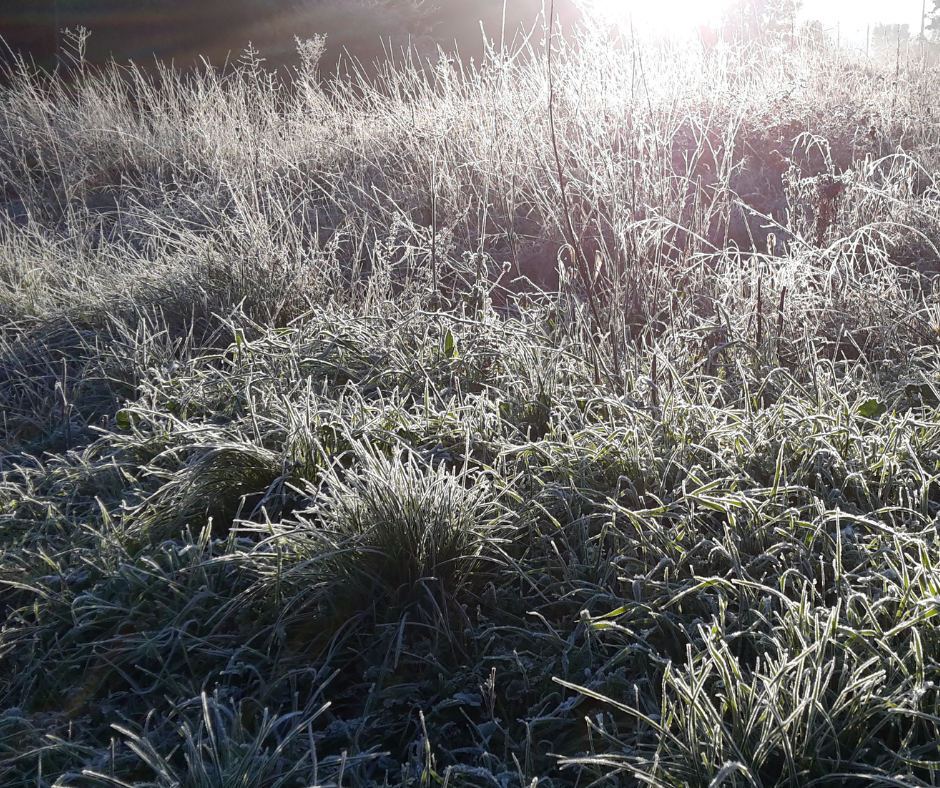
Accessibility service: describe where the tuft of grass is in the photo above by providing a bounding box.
[254,440,512,640]
[82,691,332,788]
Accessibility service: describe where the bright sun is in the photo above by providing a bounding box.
[587,0,732,34]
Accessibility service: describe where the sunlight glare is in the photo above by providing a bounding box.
[587,0,730,35]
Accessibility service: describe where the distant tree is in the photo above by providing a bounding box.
[720,0,802,42]
[872,22,911,47]
[928,0,940,40]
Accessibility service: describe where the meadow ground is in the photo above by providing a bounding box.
[2,13,940,787]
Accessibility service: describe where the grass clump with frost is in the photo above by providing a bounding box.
[2,11,940,787]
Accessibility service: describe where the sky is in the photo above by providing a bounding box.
[589,0,930,43]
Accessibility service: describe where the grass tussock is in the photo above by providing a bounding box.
[2,11,940,787]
